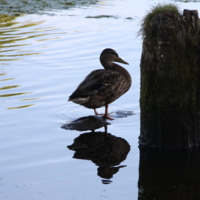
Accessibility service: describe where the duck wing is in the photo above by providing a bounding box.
[69,69,125,100]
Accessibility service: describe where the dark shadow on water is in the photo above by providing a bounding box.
[138,146,200,200]
[67,130,130,184]
[61,115,111,132]
[61,111,134,132]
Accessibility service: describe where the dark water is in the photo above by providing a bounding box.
[1,0,200,199]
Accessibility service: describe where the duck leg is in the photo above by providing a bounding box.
[94,108,104,116]
[94,108,99,115]
[103,104,114,120]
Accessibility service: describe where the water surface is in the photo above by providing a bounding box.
[1,0,200,199]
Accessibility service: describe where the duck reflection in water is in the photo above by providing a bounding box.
[68,131,130,184]
[62,115,130,184]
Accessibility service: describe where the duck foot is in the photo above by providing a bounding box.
[94,105,114,120]
[103,114,114,120]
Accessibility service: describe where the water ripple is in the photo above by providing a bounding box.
[0,85,19,90]
[0,92,32,98]
[0,14,65,110]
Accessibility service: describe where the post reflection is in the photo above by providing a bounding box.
[62,115,130,184]
[138,146,200,200]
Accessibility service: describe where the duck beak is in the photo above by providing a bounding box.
[115,57,129,65]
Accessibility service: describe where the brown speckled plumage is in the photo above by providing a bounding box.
[68,48,132,120]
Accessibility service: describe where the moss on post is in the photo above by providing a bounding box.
[139,3,200,148]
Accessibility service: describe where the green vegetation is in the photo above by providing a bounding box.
[0,0,99,15]
[139,3,181,38]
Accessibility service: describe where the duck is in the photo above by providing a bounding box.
[68,48,132,120]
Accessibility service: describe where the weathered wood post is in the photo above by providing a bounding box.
[139,4,200,148]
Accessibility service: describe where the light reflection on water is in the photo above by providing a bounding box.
[0,14,64,110]
[1,0,200,199]
[0,0,139,190]
[0,15,56,63]
[0,85,19,90]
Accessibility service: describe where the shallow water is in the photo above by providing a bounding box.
[1,0,200,199]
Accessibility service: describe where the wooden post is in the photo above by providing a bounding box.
[140,6,200,148]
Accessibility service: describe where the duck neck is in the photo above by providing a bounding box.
[103,61,132,83]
